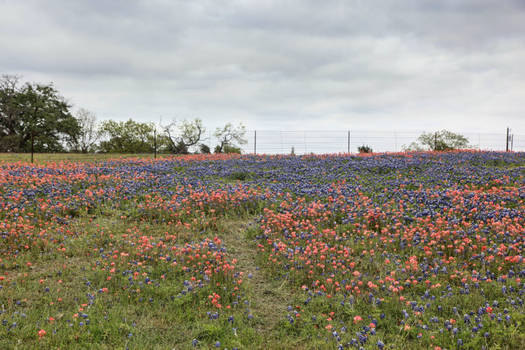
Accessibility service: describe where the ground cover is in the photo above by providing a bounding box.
[0,151,524,349]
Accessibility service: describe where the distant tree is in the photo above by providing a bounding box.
[170,140,189,154]
[70,108,101,153]
[402,142,424,152]
[0,75,20,152]
[223,144,242,154]
[358,145,373,154]
[214,123,247,153]
[199,144,211,154]
[404,130,469,151]
[163,118,205,154]
[98,119,155,153]
[0,75,80,152]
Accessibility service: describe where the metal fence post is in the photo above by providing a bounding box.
[154,129,157,159]
[31,131,34,163]
[506,127,510,151]
[347,130,350,153]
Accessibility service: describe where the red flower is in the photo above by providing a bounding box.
[38,329,46,338]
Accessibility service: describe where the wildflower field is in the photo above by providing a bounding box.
[0,151,524,349]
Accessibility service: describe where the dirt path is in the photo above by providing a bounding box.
[219,218,292,343]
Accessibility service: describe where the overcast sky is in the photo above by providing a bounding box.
[1,0,524,135]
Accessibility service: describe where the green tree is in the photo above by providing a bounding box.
[419,130,469,151]
[403,130,469,151]
[0,75,20,152]
[199,144,211,154]
[0,75,79,152]
[99,119,155,153]
[214,123,247,153]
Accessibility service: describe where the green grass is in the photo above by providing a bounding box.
[0,180,307,349]
[0,153,171,163]
[0,212,319,349]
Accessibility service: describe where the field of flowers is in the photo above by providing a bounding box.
[0,151,524,349]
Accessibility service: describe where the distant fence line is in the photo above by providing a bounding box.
[91,128,523,155]
[214,129,523,154]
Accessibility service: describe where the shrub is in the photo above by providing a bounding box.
[358,145,373,154]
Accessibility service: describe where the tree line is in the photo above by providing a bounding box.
[0,75,247,154]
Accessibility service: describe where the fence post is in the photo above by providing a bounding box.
[506,127,510,151]
[31,132,34,164]
[347,130,350,153]
[154,129,157,159]
[254,130,257,154]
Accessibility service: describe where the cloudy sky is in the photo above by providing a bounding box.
[1,0,524,138]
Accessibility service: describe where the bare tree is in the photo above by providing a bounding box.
[163,118,205,154]
[214,122,247,153]
[71,108,101,153]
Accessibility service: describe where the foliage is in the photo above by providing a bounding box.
[214,123,247,153]
[0,74,80,152]
[357,145,372,153]
[199,143,211,154]
[163,118,205,154]
[98,119,155,153]
[405,130,469,151]
[215,144,242,154]
[0,75,19,152]
[171,140,190,154]
[70,108,101,153]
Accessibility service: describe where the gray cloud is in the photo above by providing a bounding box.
[1,0,524,137]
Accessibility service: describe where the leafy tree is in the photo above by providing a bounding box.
[214,123,247,153]
[163,118,205,154]
[98,119,155,153]
[0,75,20,152]
[199,144,211,154]
[214,144,242,154]
[70,108,101,153]
[404,130,469,151]
[0,75,80,152]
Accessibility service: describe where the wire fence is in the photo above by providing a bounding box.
[200,130,524,154]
